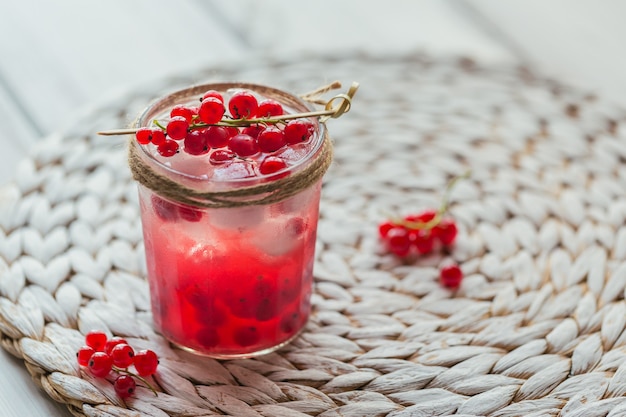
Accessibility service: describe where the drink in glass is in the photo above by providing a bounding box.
[131,83,330,358]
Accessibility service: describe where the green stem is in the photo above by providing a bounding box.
[100,109,330,137]
[393,170,470,230]
[437,170,470,216]
[186,109,333,130]
[152,120,167,131]
[112,366,158,396]
[97,82,359,137]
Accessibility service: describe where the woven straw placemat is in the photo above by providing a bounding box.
[2,53,626,417]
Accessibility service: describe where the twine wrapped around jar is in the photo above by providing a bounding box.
[127,132,333,208]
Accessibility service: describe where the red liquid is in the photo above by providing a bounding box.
[139,183,320,358]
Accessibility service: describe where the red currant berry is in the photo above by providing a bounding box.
[166,116,189,140]
[228,133,259,157]
[135,128,166,146]
[409,228,435,254]
[255,298,279,321]
[280,312,301,334]
[278,275,302,305]
[151,195,179,222]
[197,328,220,348]
[88,352,113,377]
[85,331,107,351]
[209,149,235,165]
[285,217,306,238]
[203,126,230,148]
[201,90,224,104]
[378,221,395,239]
[242,124,266,139]
[76,346,95,366]
[114,375,136,399]
[157,139,179,157]
[229,90,258,119]
[110,344,135,368]
[183,288,228,325]
[104,337,127,355]
[386,226,411,257]
[284,119,315,144]
[259,156,288,175]
[133,349,159,376]
[170,105,196,123]
[440,264,463,288]
[256,99,284,117]
[135,127,153,145]
[178,205,203,222]
[257,126,286,153]
[183,130,210,156]
[405,210,437,224]
[149,129,166,146]
[433,218,458,246]
[198,97,225,124]
[224,126,239,138]
[234,326,260,347]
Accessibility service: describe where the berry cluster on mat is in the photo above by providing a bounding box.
[378,209,458,257]
[135,88,315,175]
[76,331,159,399]
[378,173,469,288]
[379,213,464,288]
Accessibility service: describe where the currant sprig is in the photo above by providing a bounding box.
[77,331,160,399]
[98,81,357,136]
[378,172,470,288]
[388,172,468,231]
[98,82,357,178]
[111,362,159,398]
[379,172,469,251]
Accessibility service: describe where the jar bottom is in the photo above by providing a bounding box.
[166,324,307,360]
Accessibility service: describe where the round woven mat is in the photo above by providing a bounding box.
[2,53,626,417]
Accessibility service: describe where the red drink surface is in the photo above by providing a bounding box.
[139,183,321,357]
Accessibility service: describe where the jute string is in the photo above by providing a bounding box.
[127,131,333,208]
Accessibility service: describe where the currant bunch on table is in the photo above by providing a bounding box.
[379,209,463,288]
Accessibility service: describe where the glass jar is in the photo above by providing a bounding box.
[131,83,330,358]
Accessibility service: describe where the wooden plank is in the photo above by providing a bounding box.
[465,0,626,106]
[0,0,247,139]
[0,349,74,417]
[208,0,514,61]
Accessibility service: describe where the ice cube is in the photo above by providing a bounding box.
[276,143,309,163]
[207,205,267,231]
[212,161,255,181]
[250,217,306,257]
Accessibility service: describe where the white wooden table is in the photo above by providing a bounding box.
[1,1,625,415]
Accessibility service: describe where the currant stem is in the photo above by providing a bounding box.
[112,366,158,396]
[153,120,167,131]
[98,109,333,136]
[437,170,471,215]
[393,170,471,230]
[97,82,359,137]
